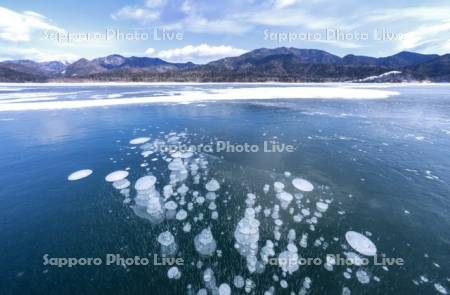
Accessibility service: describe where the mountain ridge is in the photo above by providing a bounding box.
[0,48,448,82]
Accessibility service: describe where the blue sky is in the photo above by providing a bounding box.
[0,0,449,63]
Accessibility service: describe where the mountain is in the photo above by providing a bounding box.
[0,64,47,82]
[342,51,439,67]
[0,60,67,77]
[409,54,450,81]
[0,48,448,82]
[208,48,341,71]
[65,55,196,77]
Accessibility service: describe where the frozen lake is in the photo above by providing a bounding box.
[0,83,449,295]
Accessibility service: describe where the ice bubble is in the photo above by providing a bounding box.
[356,270,370,284]
[206,192,217,201]
[105,170,129,182]
[218,283,231,295]
[165,201,178,210]
[194,228,217,256]
[68,169,93,181]
[135,175,157,191]
[203,268,216,289]
[273,182,285,193]
[233,275,245,288]
[129,137,150,145]
[168,158,185,171]
[345,231,377,256]
[342,287,351,295]
[293,214,303,223]
[205,179,220,192]
[145,195,165,223]
[181,151,194,159]
[208,202,217,211]
[278,243,299,274]
[301,208,310,216]
[435,283,448,294]
[165,201,178,219]
[157,231,177,255]
[113,178,130,190]
[300,233,308,248]
[316,201,329,213]
[276,191,293,209]
[183,222,192,232]
[263,184,270,194]
[261,240,275,263]
[177,184,189,196]
[176,209,188,221]
[141,150,153,158]
[292,178,314,192]
[167,266,181,279]
[163,185,173,199]
[196,196,205,205]
[284,171,292,178]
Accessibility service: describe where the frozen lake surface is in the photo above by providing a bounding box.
[0,83,449,294]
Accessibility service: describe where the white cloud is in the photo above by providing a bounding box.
[364,6,450,23]
[0,6,64,42]
[273,0,298,9]
[398,22,450,52]
[239,9,347,30]
[145,0,167,8]
[111,0,167,22]
[145,47,156,55]
[154,44,247,63]
[0,47,79,62]
[111,6,160,22]
[182,15,251,34]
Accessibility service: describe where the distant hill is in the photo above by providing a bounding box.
[0,48,448,82]
[64,55,196,77]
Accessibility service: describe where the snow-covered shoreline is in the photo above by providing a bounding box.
[0,86,400,112]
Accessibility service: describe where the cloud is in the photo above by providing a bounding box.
[361,6,450,53]
[364,6,450,23]
[398,22,450,52]
[0,6,64,42]
[145,47,156,55]
[111,6,160,22]
[144,0,167,8]
[152,44,247,63]
[273,0,299,9]
[0,47,79,62]
[181,15,251,34]
[111,0,167,22]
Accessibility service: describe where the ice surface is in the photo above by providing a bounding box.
[0,85,400,112]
